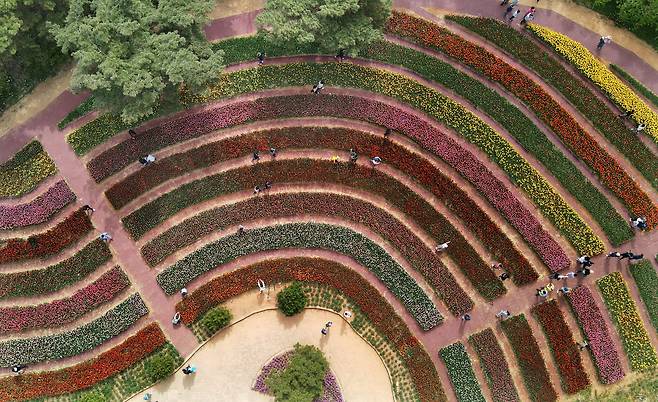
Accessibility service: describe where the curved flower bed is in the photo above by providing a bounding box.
[0,266,129,334]
[0,141,57,199]
[500,314,557,402]
[100,94,568,271]
[565,285,625,384]
[531,300,590,393]
[439,342,485,402]
[448,15,658,193]
[252,349,343,402]
[142,189,479,314]
[629,260,658,332]
[468,328,519,402]
[159,222,442,330]
[0,180,75,230]
[177,256,447,401]
[83,63,597,257]
[0,293,148,367]
[597,272,658,371]
[527,23,658,144]
[0,323,166,401]
[0,207,93,265]
[128,159,501,306]
[113,127,535,285]
[0,239,111,300]
[387,12,658,228]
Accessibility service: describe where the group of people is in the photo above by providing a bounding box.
[501,1,535,25]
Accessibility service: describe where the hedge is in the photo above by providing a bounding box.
[597,272,658,371]
[629,260,658,333]
[0,293,148,366]
[447,15,658,194]
[176,256,447,402]
[158,222,443,330]
[0,239,112,299]
[0,141,57,199]
[439,342,485,402]
[58,96,96,129]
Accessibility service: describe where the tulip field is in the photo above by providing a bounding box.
[1,6,657,402]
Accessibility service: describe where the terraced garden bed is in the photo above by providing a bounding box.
[0,141,57,199]
[0,180,75,230]
[439,342,485,402]
[468,328,519,402]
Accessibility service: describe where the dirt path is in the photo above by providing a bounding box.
[128,304,394,402]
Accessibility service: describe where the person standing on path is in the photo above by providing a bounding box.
[558,286,571,295]
[619,251,635,260]
[82,204,95,216]
[269,147,277,158]
[631,217,648,230]
[576,268,593,277]
[504,4,515,17]
[252,150,260,162]
[597,36,611,50]
[370,156,382,165]
[496,310,511,320]
[607,251,621,258]
[257,52,265,65]
[99,232,112,242]
[499,272,511,281]
[508,9,520,22]
[128,129,137,139]
[460,314,471,321]
[634,123,646,133]
[520,12,534,25]
[435,241,450,252]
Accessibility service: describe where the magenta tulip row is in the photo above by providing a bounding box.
[0,266,129,334]
[566,285,625,384]
[0,181,75,230]
[89,93,568,271]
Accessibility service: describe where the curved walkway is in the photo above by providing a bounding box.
[128,306,394,402]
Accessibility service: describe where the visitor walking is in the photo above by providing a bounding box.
[238,225,245,235]
[370,156,382,165]
[349,148,358,163]
[549,272,568,280]
[504,4,515,17]
[577,255,593,267]
[257,52,265,65]
[335,49,346,62]
[558,286,572,295]
[343,310,353,318]
[269,147,277,158]
[182,365,196,375]
[264,181,272,190]
[631,217,648,230]
[331,155,340,164]
[460,314,471,321]
[499,272,511,281]
[606,251,621,258]
[11,365,26,375]
[629,254,644,261]
[258,279,267,293]
[508,9,520,22]
[634,123,646,133]
[82,204,95,216]
[128,129,137,139]
[520,7,535,24]
[253,185,261,195]
[491,262,503,270]
[520,12,534,25]
[619,251,635,260]
[138,154,155,166]
[576,268,593,277]
[384,128,392,138]
[536,287,549,298]
[180,288,188,298]
[597,36,611,50]
[252,150,260,162]
[99,232,112,242]
[312,80,325,94]
[579,340,589,351]
[172,312,182,325]
[619,109,635,119]
[496,310,511,320]
[435,241,450,252]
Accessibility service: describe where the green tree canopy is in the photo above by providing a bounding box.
[0,0,68,56]
[49,0,224,124]
[256,0,392,54]
[267,344,329,402]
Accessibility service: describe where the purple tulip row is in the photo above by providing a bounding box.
[89,93,568,271]
[0,266,129,334]
[0,180,75,230]
[566,286,625,384]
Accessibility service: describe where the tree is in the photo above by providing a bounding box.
[49,0,224,124]
[266,344,329,402]
[0,0,68,56]
[256,0,392,54]
[277,282,307,316]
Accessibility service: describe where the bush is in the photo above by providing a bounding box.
[199,306,232,335]
[78,391,105,402]
[144,353,177,383]
[266,344,328,402]
[277,282,308,317]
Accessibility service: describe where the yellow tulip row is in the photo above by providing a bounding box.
[528,23,658,144]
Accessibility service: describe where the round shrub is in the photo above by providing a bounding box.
[200,306,232,335]
[143,353,177,383]
[277,282,307,316]
[266,344,329,402]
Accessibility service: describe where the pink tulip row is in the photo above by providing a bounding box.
[0,266,129,334]
[566,285,625,384]
[90,93,568,271]
[0,181,75,230]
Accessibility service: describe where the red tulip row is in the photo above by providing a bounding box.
[501,314,558,402]
[0,323,166,401]
[0,208,93,265]
[531,300,590,394]
[176,256,447,402]
[112,126,536,284]
[468,328,520,402]
[386,11,658,227]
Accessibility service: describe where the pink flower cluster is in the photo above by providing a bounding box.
[0,267,129,334]
[0,181,75,230]
[566,286,625,384]
[92,93,568,270]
